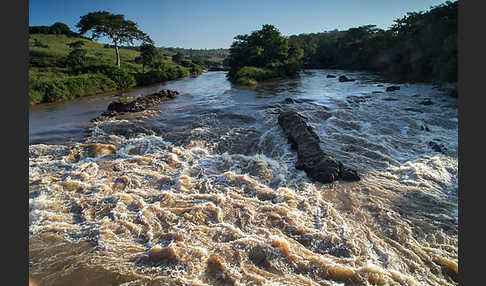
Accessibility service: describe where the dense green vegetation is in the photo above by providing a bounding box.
[158,47,229,70]
[226,24,304,85]
[29,15,204,105]
[228,1,457,85]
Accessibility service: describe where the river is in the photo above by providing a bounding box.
[29,70,458,285]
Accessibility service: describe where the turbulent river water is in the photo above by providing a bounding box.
[29,70,458,285]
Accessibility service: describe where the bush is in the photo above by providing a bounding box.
[134,64,190,86]
[229,66,283,85]
[65,48,88,74]
[102,67,136,89]
[78,63,136,89]
[29,74,117,104]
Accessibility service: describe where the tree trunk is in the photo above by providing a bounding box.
[114,41,120,68]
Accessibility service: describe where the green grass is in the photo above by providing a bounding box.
[28,33,199,104]
[29,34,141,69]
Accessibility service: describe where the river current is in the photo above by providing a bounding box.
[29,70,458,285]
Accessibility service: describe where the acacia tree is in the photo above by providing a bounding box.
[76,11,152,68]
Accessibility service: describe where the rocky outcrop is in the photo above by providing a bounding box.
[107,89,178,113]
[326,74,336,78]
[338,75,355,82]
[284,98,303,104]
[448,88,458,98]
[419,99,434,105]
[91,89,179,121]
[278,111,360,183]
[429,141,446,154]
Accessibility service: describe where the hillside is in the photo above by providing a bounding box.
[29,33,203,105]
[29,34,142,81]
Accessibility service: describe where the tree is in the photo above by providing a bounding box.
[172,52,185,63]
[50,22,75,36]
[65,48,87,74]
[135,42,158,72]
[227,24,303,81]
[76,11,152,68]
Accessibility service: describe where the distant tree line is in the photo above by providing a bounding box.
[227,1,457,84]
[288,1,457,82]
[29,22,80,37]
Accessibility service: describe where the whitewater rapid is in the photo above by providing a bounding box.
[29,70,458,285]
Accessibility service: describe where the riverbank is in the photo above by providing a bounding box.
[29,33,204,105]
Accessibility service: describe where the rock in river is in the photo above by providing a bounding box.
[386,86,400,92]
[91,89,180,121]
[338,75,355,82]
[278,110,360,183]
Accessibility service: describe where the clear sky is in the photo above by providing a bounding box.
[29,0,447,49]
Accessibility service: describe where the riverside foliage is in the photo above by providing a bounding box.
[226,24,304,85]
[228,1,457,85]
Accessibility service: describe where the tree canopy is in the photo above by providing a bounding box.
[135,43,159,72]
[227,24,303,84]
[29,22,78,37]
[76,11,152,67]
[287,1,457,82]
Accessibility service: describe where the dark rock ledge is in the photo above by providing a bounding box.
[91,89,179,122]
[278,110,360,183]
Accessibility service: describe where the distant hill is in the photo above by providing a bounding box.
[158,47,229,66]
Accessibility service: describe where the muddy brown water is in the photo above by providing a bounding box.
[29,70,458,285]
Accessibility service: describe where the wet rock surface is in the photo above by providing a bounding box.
[429,140,447,154]
[91,89,179,122]
[278,110,360,183]
[420,99,434,105]
[338,75,355,82]
[386,86,401,92]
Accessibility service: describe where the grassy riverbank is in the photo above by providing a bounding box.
[29,34,203,105]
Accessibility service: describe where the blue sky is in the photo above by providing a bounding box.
[29,0,447,49]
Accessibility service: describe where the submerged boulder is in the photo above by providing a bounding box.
[338,75,355,82]
[420,99,434,105]
[284,98,303,104]
[278,111,360,183]
[429,141,446,154]
[327,74,336,78]
[386,86,400,92]
[448,88,458,98]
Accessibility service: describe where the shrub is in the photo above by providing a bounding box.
[65,48,88,74]
[229,66,283,85]
[102,67,136,89]
[134,64,190,86]
[78,63,136,89]
[29,74,117,104]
